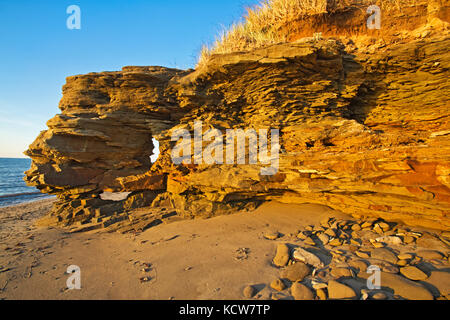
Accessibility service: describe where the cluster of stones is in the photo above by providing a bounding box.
[244,217,450,300]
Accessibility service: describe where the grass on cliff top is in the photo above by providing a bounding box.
[197,0,421,67]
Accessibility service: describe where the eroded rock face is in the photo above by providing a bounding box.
[24,66,190,227]
[24,21,450,230]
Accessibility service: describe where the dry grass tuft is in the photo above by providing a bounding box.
[197,0,422,68]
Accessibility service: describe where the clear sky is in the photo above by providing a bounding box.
[0,0,259,158]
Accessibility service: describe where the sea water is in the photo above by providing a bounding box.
[0,158,54,207]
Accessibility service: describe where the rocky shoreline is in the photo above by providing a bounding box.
[244,216,450,300]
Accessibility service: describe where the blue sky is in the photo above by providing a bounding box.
[0,0,259,158]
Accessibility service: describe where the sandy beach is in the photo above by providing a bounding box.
[0,199,341,299]
[1,199,449,300]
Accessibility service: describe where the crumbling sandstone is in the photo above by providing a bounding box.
[24,3,450,231]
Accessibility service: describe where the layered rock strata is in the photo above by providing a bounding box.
[25,8,450,231]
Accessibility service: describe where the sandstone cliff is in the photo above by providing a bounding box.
[25,1,450,231]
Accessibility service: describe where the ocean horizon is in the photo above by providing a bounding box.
[0,157,54,207]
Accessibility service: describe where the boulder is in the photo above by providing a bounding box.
[281,262,311,282]
[400,266,429,281]
[327,280,357,300]
[292,247,324,268]
[371,248,398,264]
[291,283,314,300]
[380,272,434,300]
[273,244,290,267]
[270,278,286,292]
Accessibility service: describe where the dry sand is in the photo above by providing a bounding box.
[0,199,350,300]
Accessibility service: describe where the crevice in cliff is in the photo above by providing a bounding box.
[150,138,160,165]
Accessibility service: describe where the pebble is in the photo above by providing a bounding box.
[243,285,256,298]
[382,264,399,274]
[403,236,415,244]
[379,272,433,300]
[270,278,286,292]
[397,259,408,267]
[372,292,388,300]
[397,228,408,234]
[355,251,370,259]
[410,256,422,264]
[316,288,327,300]
[370,240,385,248]
[339,220,350,227]
[397,253,413,260]
[348,259,368,273]
[329,238,343,247]
[271,292,286,300]
[304,237,316,246]
[431,259,445,266]
[351,231,359,238]
[371,248,398,264]
[327,280,357,300]
[379,222,390,232]
[317,270,327,278]
[273,244,290,267]
[317,233,329,245]
[331,267,354,278]
[373,224,384,235]
[291,282,314,300]
[281,262,311,282]
[297,232,307,240]
[361,289,369,300]
[311,281,327,290]
[325,229,337,238]
[361,221,374,229]
[417,250,444,260]
[292,247,324,268]
[376,236,402,246]
[264,232,280,240]
[400,266,429,281]
[339,233,349,240]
